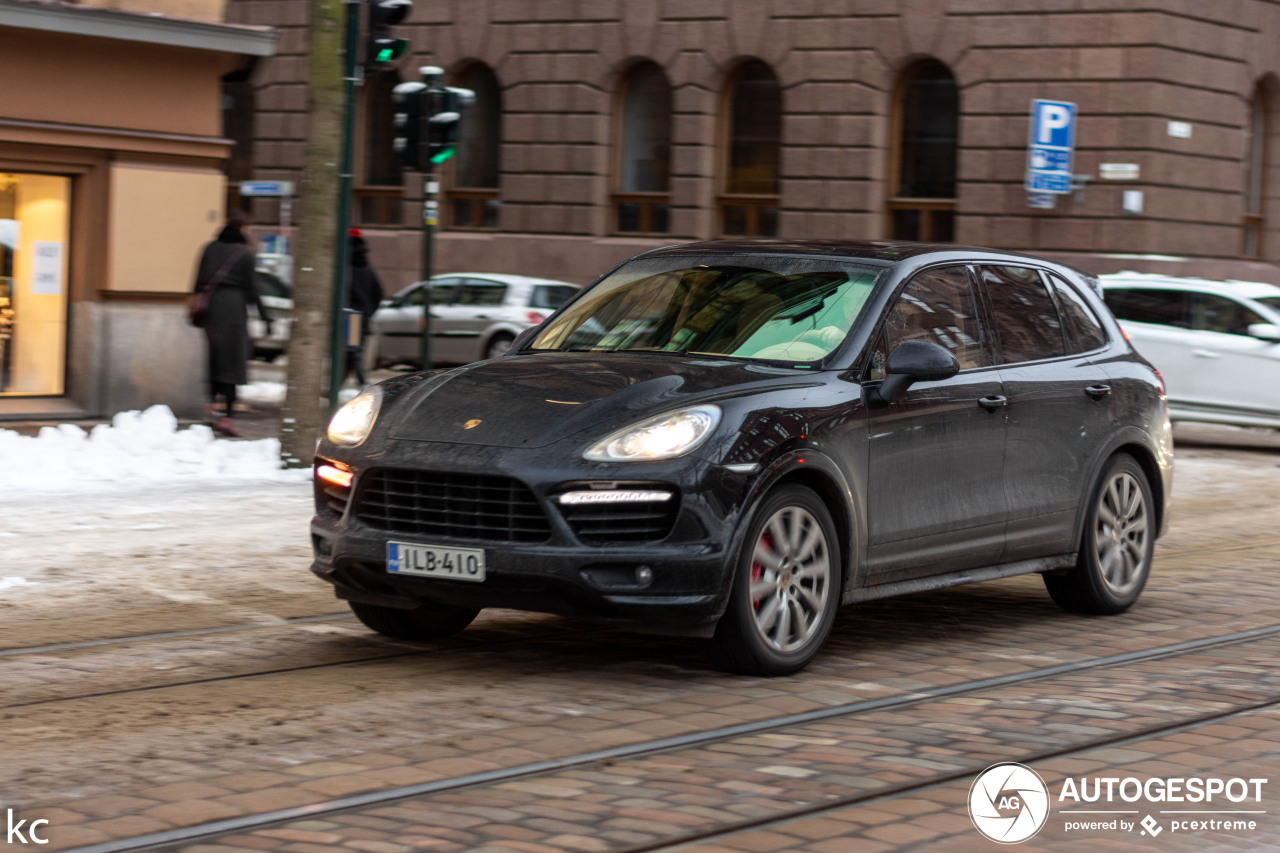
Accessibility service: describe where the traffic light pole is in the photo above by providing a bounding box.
[420,167,436,370]
[328,0,360,412]
[417,65,443,372]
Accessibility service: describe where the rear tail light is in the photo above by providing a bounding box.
[1153,369,1167,399]
[526,311,547,325]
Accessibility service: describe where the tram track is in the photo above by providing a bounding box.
[63,621,1280,853]
[0,612,355,658]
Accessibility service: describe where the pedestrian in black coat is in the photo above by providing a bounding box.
[346,230,384,387]
[193,210,269,436]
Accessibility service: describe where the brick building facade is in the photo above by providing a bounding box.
[226,0,1280,293]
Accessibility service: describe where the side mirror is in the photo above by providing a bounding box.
[1247,322,1280,343]
[870,339,961,407]
[510,325,540,353]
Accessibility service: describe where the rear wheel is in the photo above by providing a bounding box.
[1044,453,1154,614]
[706,485,840,676]
[485,332,515,360]
[348,600,479,641]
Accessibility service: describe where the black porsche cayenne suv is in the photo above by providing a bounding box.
[310,240,1172,676]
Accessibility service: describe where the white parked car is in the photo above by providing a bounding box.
[248,267,294,362]
[368,273,580,367]
[1100,272,1280,428]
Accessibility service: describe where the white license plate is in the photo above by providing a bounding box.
[387,541,486,582]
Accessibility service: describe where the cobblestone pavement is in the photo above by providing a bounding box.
[2,430,1279,852]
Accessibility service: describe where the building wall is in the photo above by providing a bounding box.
[0,1,271,419]
[233,0,1280,291]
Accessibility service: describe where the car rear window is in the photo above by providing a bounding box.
[979,265,1066,363]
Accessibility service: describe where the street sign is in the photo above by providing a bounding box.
[1025,99,1077,194]
[239,181,295,197]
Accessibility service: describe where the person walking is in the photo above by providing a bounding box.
[346,229,384,387]
[192,209,269,437]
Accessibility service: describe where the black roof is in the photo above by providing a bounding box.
[639,239,1091,275]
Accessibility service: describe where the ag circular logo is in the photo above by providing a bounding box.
[969,762,1051,844]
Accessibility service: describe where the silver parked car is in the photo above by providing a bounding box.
[367,273,580,367]
[1100,272,1280,428]
[248,267,294,362]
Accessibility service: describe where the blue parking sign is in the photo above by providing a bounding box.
[1025,99,1077,194]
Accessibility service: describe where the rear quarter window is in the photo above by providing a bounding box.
[1046,273,1107,353]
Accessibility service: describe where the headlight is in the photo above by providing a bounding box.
[327,385,383,447]
[584,405,721,462]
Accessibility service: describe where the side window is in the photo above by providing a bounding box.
[980,265,1066,363]
[458,281,508,306]
[883,265,984,370]
[1193,294,1267,336]
[531,285,579,309]
[1046,273,1107,353]
[1104,288,1190,328]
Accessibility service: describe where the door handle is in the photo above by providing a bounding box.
[978,395,1008,412]
[1084,384,1112,400]
[1193,349,1221,359]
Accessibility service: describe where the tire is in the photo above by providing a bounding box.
[706,485,841,676]
[485,332,515,360]
[348,600,479,641]
[1044,453,1154,614]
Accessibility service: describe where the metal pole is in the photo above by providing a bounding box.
[419,169,436,370]
[418,66,442,371]
[328,0,361,412]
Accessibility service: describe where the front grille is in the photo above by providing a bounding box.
[354,469,551,543]
[559,499,680,545]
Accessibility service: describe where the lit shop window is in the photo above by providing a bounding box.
[0,173,70,396]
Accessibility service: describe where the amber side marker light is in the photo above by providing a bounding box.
[317,464,354,489]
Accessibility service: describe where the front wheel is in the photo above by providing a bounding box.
[1044,453,1154,614]
[705,485,840,676]
[349,600,479,641]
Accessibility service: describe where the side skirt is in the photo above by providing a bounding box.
[847,554,1076,603]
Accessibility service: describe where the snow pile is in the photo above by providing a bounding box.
[0,404,310,494]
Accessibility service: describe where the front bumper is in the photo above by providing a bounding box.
[310,441,755,634]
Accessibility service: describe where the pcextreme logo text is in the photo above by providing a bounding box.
[968,763,1268,844]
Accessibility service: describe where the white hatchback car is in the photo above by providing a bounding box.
[368,273,580,368]
[1101,272,1280,428]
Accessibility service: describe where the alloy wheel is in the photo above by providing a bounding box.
[748,505,832,653]
[1093,470,1150,596]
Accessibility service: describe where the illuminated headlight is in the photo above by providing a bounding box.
[327,385,383,447]
[584,405,721,462]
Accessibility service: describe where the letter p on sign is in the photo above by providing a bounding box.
[1033,100,1076,149]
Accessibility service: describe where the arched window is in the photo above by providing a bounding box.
[613,62,672,235]
[719,61,781,237]
[358,70,404,226]
[449,63,502,230]
[1243,82,1270,259]
[889,61,958,241]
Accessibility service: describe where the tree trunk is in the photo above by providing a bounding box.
[280,0,345,468]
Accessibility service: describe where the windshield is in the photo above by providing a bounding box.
[530,254,881,363]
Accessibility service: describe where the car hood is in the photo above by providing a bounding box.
[387,353,820,448]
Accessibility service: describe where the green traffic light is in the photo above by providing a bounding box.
[429,144,457,164]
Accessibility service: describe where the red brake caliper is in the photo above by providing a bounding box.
[751,532,770,611]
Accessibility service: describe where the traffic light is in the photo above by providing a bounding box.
[366,0,411,72]
[426,86,475,164]
[392,81,427,170]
